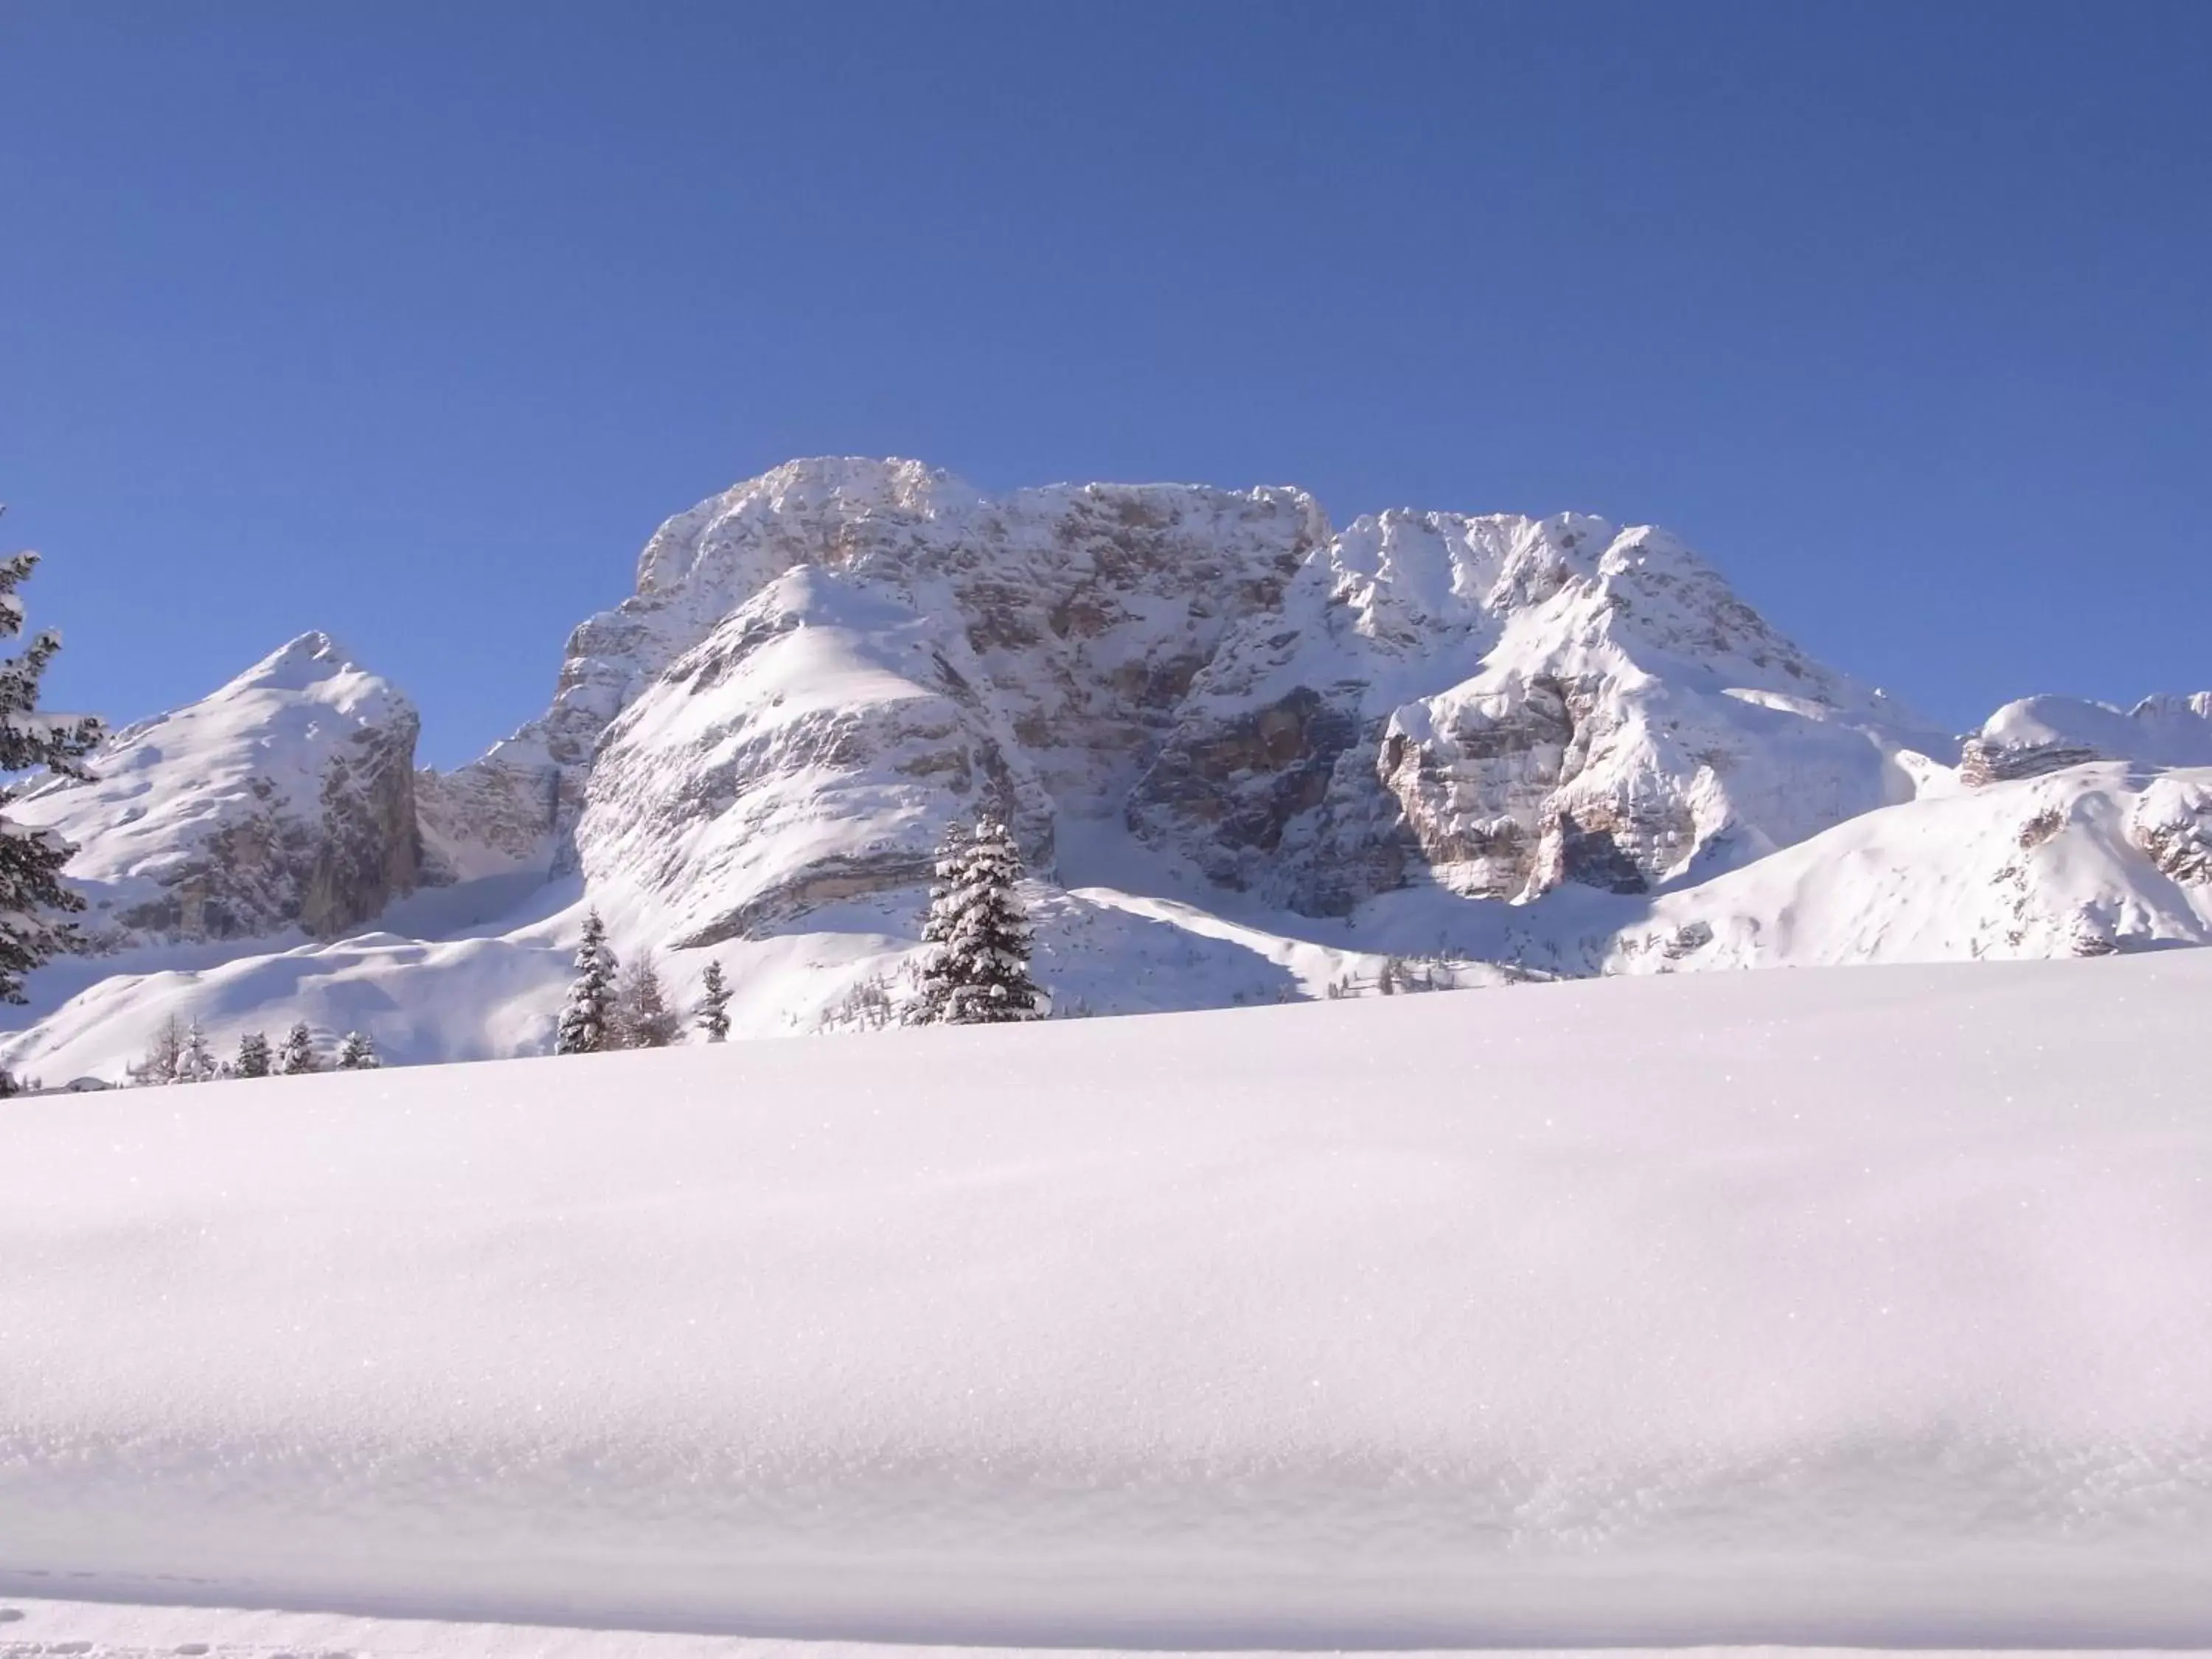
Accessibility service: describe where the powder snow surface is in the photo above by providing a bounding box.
[4,957,2211,1647]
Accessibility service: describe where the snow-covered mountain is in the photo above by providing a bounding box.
[10,632,424,950]
[4,458,2205,1082]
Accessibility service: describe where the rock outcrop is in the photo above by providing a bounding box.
[1967,692,2212,785]
[2129,774,2212,887]
[13,633,424,948]
[577,566,1054,947]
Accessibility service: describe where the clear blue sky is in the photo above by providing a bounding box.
[3,1,2205,766]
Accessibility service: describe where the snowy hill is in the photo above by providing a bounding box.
[4,954,2211,1647]
[3,458,2208,1079]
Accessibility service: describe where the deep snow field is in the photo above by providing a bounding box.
[4,953,2211,1654]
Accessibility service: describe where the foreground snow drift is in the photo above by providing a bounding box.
[0,1599,2197,1659]
[5,956,2211,1646]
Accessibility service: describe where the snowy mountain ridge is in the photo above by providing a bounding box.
[12,630,423,951]
[4,456,2208,1081]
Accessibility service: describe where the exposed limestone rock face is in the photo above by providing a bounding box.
[575,566,1054,947]
[2129,776,2212,886]
[436,458,1325,930]
[1133,509,1950,914]
[300,710,422,936]
[1970,692,2212,785]
[1961,738,2104,787]
[416,754,559,883]
[12,634,424,947]
[420,464,1954,934]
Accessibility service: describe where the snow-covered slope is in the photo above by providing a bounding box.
[1609,761,2212,970]
[5,954,2211,1646]
[10,633,424,949]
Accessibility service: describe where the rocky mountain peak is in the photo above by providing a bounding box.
[15,634,423,947]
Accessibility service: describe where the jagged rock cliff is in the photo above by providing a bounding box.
[13,633,424,948]
[1131,510,1952,914]
[438,457,1325,929]
[428,461,1954,936]
[2129,773,2212,887]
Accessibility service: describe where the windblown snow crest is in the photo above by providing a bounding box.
[7,457,2210,1079]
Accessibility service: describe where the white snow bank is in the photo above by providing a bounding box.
[0,1598,2197,1659]
[4,955,2211,1646]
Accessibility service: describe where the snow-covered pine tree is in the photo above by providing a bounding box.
[276,1020,320,1075]
[175,1018,218,1084]
[614,950,680,1048]
[335,1029,379,1069]
[555,907,619,1054]
[911,816,1045,1026]
[234,1030,272,1078]
[906,821,971,1026]
[0,511,104,1004]
[694,958,731,1043]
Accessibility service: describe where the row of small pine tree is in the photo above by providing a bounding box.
[554,913,731,1054]
[116,812,1050,1080]
[131,1015,379,1085]
[548,814,1044,1052]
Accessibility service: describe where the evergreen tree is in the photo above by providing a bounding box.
[277,1020,321,1076]
[907,821,970,1026]
[555,907,619,1054]
[0,512,104,1004]
[694,958,731,1043]
[614,950,680,1048]
[175,1018,218,1084]
[335,1029,379,1070]
[912,816,1045,1026]
[234,1030,273,1078]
